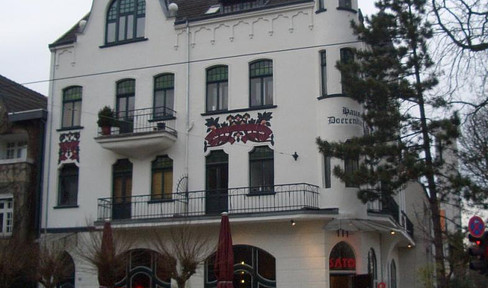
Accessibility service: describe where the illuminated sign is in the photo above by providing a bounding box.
[329,257,356,270]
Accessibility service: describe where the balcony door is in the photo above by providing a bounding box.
[113,159,132,220]
[116,79,135,133]
[205,150,228,215]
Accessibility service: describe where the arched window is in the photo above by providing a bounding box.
[249,146,274,193]
[61,86,82,128]
[153,74,175,119]
[112,159,132,219]
[205,245,276,288]
[58,164,79,207]
[151,155,173,200]
[115,249,172,288]
[249,60,273,107]
[116,79,136,133]
[206,66,228,112]
[106,0,146,44]
[368,249,377,284]
[57,252,75,288]
[390,260,397,288]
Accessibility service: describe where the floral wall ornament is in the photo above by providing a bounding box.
[59,132,80,163]
[204,112,274,151]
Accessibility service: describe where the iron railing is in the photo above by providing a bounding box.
[368,195,414,237]
[97,183,319,221]
[97,106,177,136]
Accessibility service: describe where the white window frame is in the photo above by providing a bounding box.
[0,197,13,237]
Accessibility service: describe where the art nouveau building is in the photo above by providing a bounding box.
[43,0,434,287]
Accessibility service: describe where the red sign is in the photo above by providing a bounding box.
[377,282,386,288]
[329,257,356,270]
[468,216,485,238]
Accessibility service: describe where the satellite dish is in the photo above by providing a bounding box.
[168,3,179,16]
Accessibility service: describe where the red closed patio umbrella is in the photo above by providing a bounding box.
[99,221,115,288]
[214,212,234,288]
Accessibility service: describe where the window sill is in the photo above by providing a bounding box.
[100,37,148,48]
[336,7,357,13]
[57,126,84,132]
[148,198,175,204]
[54,205,79,209]
[317,93,349,100]
[201,105,277,116]
[315,8,327,14]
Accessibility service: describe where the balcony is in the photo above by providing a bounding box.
[97,183,319,222]
[367,196,414,237]
[94,106,177,159]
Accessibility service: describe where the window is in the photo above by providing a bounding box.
[249,60,273,107]
[317,0,326,12]
[154,74,175,119]
[338,0,352,9]
[320,50,327,96]
[58,164,79,207]
[106,0,146,44]
[116,79,135,133]
[113,159,133,219]
[390,260,397,288]
[62,86,82,128]
[5,141,27,160]
[151,156,173,200]
[222,0,266,13]
[57,252,75,288]
[206,66,228,112]
[324,153,331,188]
[115,249,172,288]
[249,146,274,193]
[344,156,359,187]
[340,48,354,94]
[0,198,13,236]
[205,245,276,288]
[368,249,377,285]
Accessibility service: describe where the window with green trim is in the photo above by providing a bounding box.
[249,146,274,193]
[338,0,352,9]
[62,86,82,128]
[249,60,273,107]
[340,48,354,94]
[320,50,327,96]
[154,74,174,119]
[106,0,146,44]
[116,79,135,133]
[58,164,79,206]
[151,156,173,200]
[206,66,228,112]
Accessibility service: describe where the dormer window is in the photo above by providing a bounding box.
[106,0,146,45]
[221,0,267,14]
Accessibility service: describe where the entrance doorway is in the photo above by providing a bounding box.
[330,274,372,288]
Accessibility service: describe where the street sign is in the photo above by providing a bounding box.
[468,216,486,238]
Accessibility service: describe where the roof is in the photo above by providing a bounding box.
[49,14,90,49]
[173,0,313,23]
[49,0,311,48]
[0,75,47,113]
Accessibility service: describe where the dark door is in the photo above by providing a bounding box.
[116,80,135,133]
[112,159,132,220]
[206,150,228,215]
[353,274,372,288]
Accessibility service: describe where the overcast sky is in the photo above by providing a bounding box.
[1,0,378,96]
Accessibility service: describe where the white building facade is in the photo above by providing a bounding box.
[42,0,433,287]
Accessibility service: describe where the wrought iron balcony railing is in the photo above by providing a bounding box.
[368,196,414,237]
[97,106,177,136]
[97,183,319,221]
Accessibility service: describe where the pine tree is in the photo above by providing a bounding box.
[316,1,461,287]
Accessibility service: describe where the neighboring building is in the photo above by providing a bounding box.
[0,75,47,241]
[43,1,434,288]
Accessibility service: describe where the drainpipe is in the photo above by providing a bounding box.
[185,20,191,184]
[43,50,57,235]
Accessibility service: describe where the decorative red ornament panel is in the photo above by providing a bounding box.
[58,132,80,163]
